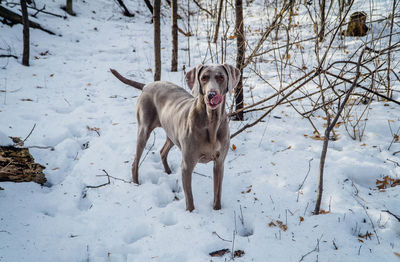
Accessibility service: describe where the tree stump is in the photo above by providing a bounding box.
[343,11,369,37]
[0,146,46,185]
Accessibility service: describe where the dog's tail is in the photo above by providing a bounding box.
[110,68,145,90]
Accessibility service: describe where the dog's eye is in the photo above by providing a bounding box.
[215,75,224,82]
[201,75,210,81]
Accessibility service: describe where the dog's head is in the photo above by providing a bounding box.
[185,64,241,110]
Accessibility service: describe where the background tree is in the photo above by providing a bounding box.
[171,0,178,72]
[213,0,224,43]
[319,0,326,41]
[234,0,245,120]
[20,0,30,66]
[153,0,161,81]
[66,0,73,16]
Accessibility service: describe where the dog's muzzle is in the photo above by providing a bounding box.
[208,91,223,107]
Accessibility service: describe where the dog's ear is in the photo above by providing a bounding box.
[223,64,241,95]
[185,64,203,96]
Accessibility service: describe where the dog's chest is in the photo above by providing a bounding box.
[198,139,222,163]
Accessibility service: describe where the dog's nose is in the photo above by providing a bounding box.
[208,91,217,100]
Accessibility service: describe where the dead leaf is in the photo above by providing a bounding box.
[20,98,33,102]
[358,231,372,240]
[318,209,330,215]
[276,220,288,231]
[394,252,400,258]
[234,250,245,258]
[268,221,276,227]
[10,137,22,144]
[209,249,230,257]
[299,216,304,222]
[376,175,400,189]
[229,34,237,40]
[87,126,100,136]
[232,144,237,151]
[310,135,325,141]
[86,126,100,132]
[52,167,59,171]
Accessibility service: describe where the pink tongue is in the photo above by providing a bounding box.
[210,94,223,106]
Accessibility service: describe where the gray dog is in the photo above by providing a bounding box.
[110,64,240,211]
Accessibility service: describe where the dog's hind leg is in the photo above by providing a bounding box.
[160,137,174,174]
[132,98,159,184]
[132,126,152,184]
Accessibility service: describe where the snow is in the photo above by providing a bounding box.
[1,0,399,261]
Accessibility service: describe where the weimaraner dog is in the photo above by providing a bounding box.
[110,64,240,211]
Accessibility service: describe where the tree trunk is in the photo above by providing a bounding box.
[153,0,161,81]
[386,0,396,98]
[171,0,178,72]
[20,0,29,66]
[234,0,245,120]
[66,0,73,15]
[213,0,224,43]
[318,0,326,41]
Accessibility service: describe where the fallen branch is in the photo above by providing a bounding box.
[382,210,400,222]
[0,54,18,59]
[115,0,135,17]
[5,2,66,18]
[0,5,56,35]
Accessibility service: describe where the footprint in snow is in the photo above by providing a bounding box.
[237,219,254,237]
[158,212,178,226]
[153,187,175,208]
[123,223,152,244]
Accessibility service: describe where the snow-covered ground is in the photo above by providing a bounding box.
[1,1,399,261]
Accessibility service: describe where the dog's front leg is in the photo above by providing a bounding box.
[213,159,224,210]
[181,157,196,212]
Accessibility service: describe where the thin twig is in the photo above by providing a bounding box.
[193,171,212,179]
[299,235,323,262]
[230,69,318,138]
[212,231,232,242]
[297,158,313,202]
[26,145,55,150]
[86,170,111,189]
[353,196,380,244]
[22,123,36,144]
[192,0,214,17]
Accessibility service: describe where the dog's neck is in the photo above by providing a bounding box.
[195,95,226,144]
